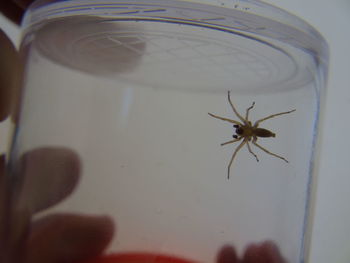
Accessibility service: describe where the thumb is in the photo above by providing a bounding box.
[25,213,114,263]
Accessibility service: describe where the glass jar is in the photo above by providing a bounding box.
[4,0,329,262]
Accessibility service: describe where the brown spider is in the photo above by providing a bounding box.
[208,91,296,179]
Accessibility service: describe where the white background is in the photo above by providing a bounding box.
[0,0,349,262]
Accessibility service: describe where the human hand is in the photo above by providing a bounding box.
[0,27,115,262]
[0,148,115,263]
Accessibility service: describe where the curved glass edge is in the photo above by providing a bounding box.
[23,0,324,39]
[21,0,329,67]
[300,60,329,263]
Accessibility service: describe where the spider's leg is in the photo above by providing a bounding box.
[221,137,242,146]
[227,91,246,123]
[246,141,259,162]
[253,109,296,127]
[208,112,242,125]
[227,139,247,179]
[252,137,288,163]
[245,101,255,120]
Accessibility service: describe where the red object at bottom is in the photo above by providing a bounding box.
[84,253,197,263]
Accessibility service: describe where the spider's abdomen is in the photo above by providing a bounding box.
[254,128,276,138]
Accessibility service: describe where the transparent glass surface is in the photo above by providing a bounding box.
[5,1,329,262]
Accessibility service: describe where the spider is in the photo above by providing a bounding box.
[208,91,296,179]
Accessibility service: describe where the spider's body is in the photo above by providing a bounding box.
[208,91,295,179]
[234,124,275,139]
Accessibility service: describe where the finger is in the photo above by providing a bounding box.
[84,253,197,263]
[217,245,239,263]
[0,0,57,24]
[0,29,19,121]
[0,155,8,251]
[13,0,35,9]
[0,1,24,24]
[25,213,115,263]
[242,241,287,263]
[16,147,81,213]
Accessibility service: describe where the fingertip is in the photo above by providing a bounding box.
[18,147,82,212]
[13,0,36,10]
[27,214,115,263]
[242,243,259,263]
[217,245,239,263]
[63,215,115,259]
[242,241,286,263]
[259,241,286,263]
[0,2,24,24]
[0,29,19,121]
